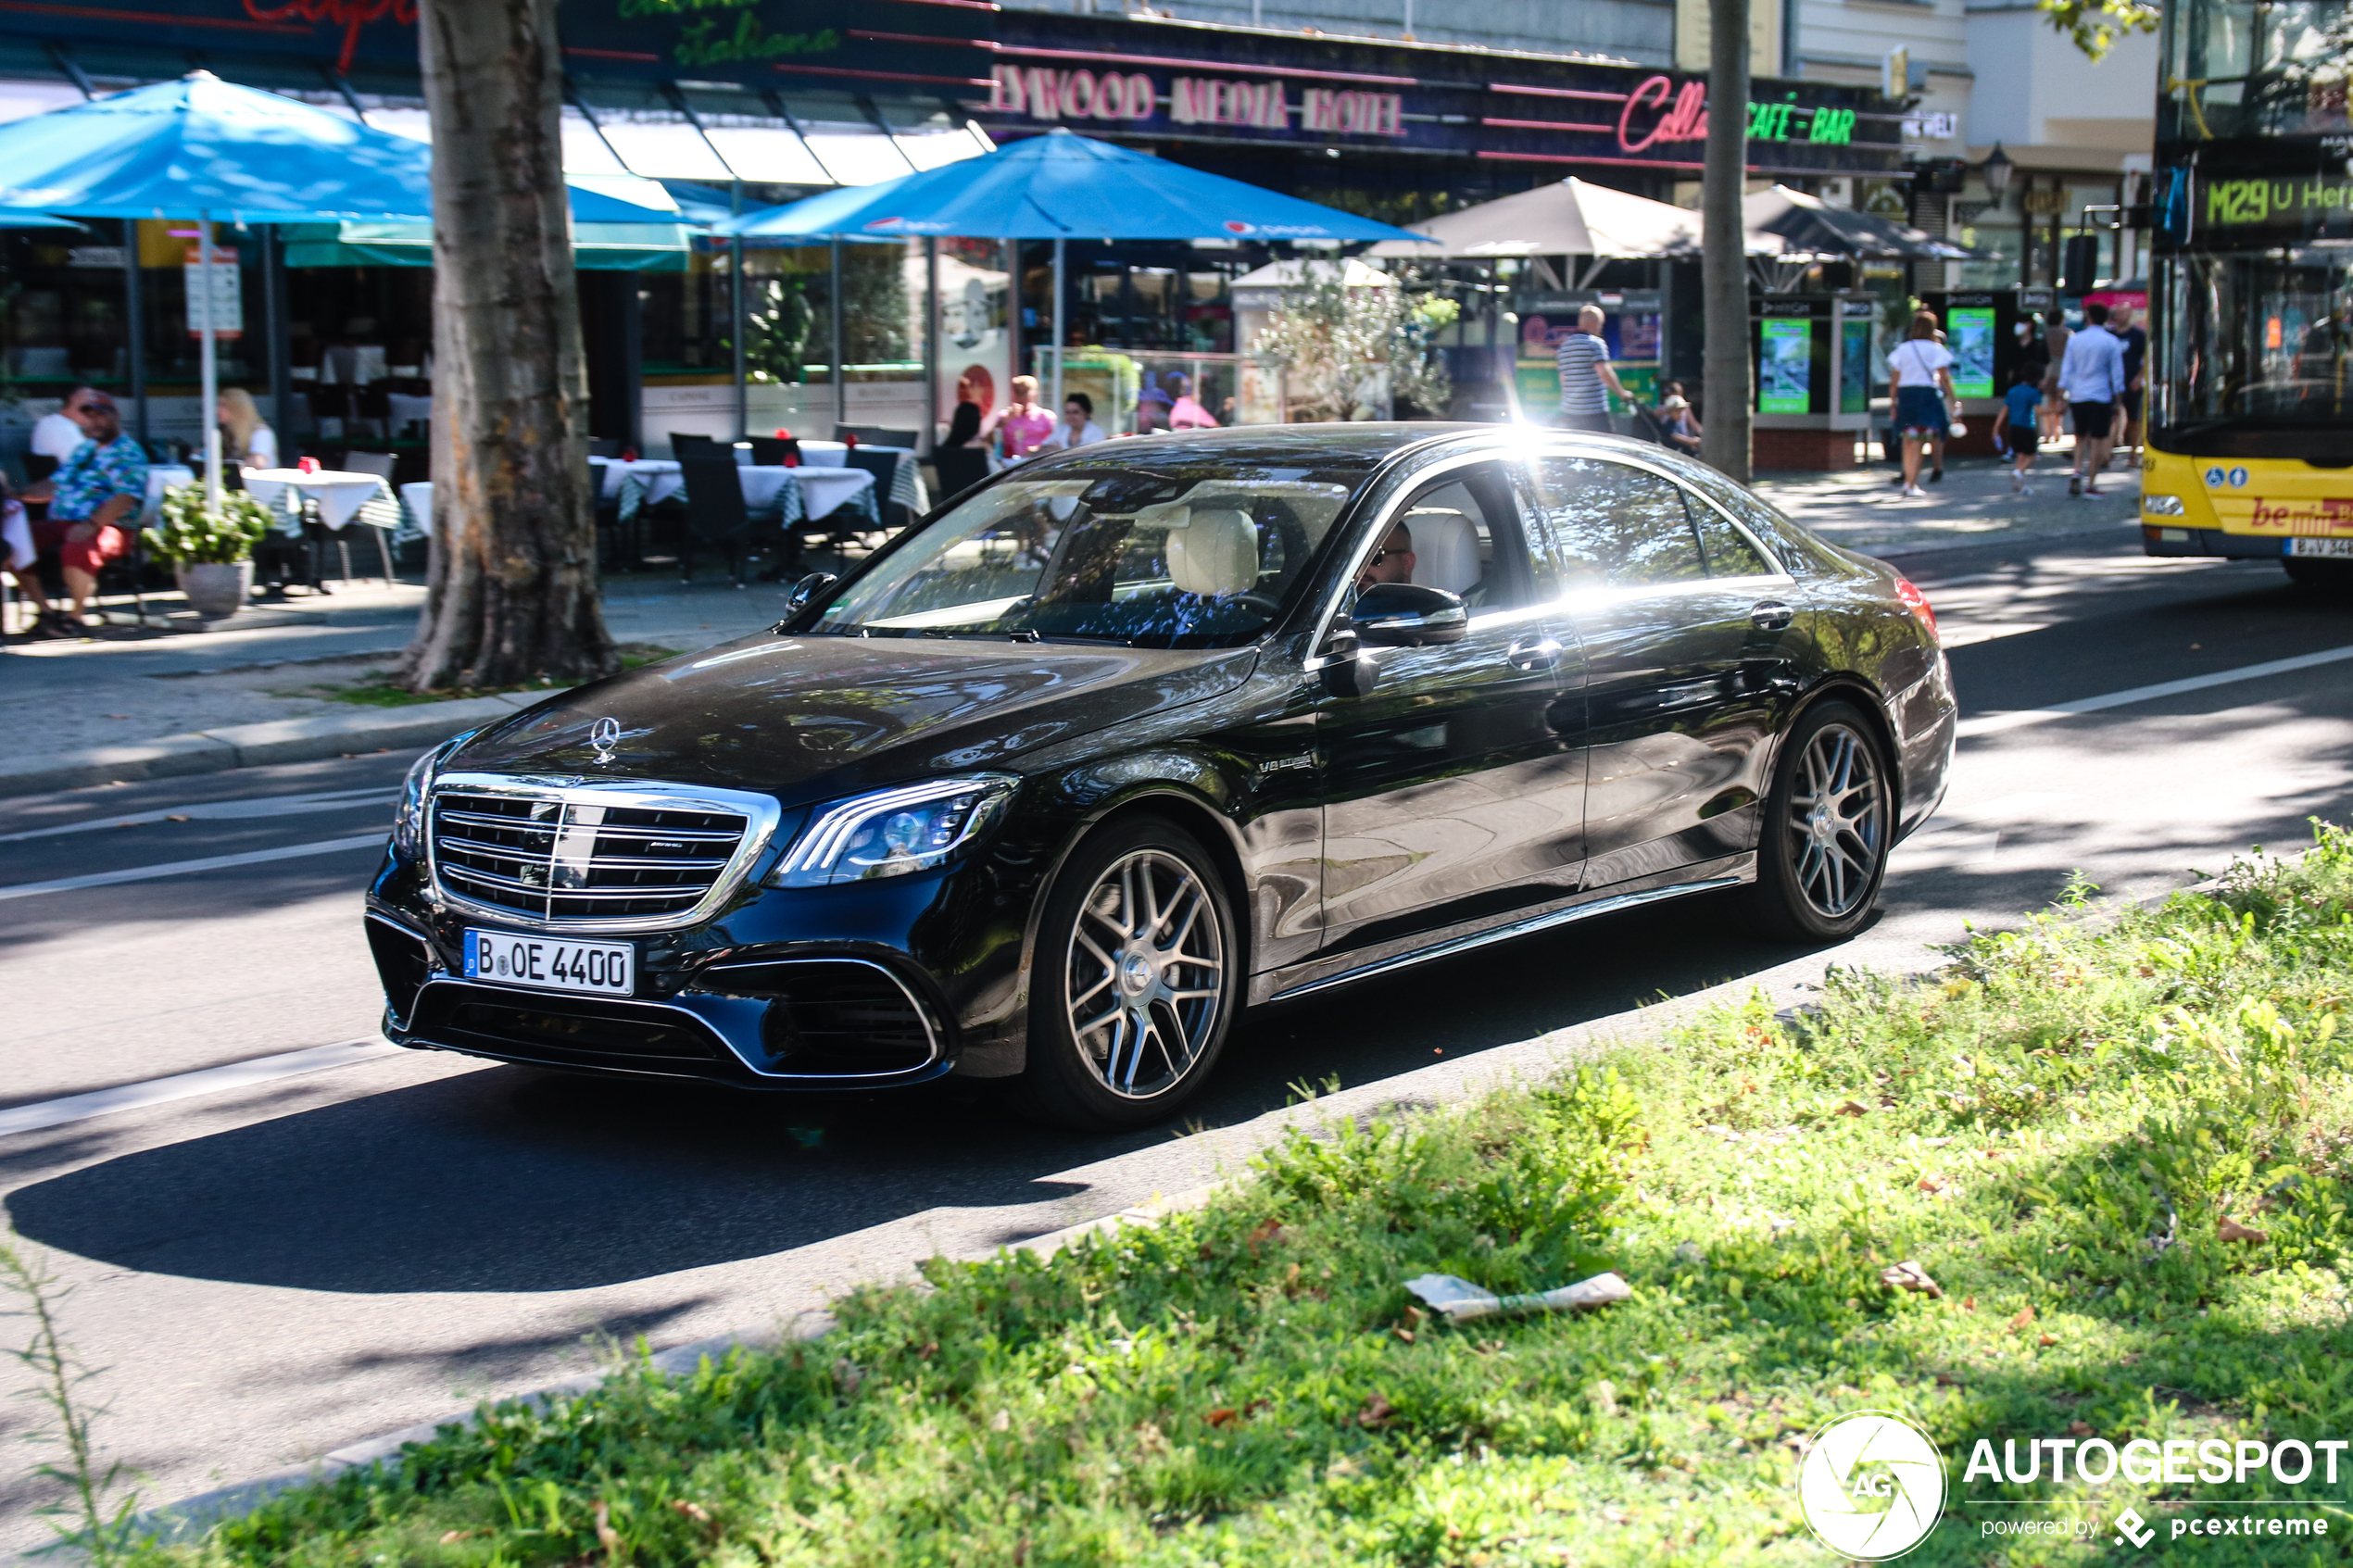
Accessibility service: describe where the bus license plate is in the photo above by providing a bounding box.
[2287,537,2353,558]
[463,929,634,997]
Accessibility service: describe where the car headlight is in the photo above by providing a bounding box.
[768,774,1017,887]
[390,731,478,859]
[2143,494,2186,517]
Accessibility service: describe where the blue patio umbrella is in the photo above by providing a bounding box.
[719,126,1421,245]
[0,71,691,508]
[719,126,1424,409]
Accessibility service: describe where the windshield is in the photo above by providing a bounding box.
[810,467,1361,646]
[2153,246,2353,460]
[2165,0,2353,141]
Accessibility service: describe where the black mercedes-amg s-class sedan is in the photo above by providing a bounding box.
[365,424,1954,1127]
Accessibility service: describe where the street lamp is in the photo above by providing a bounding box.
[1982,142,2013,204]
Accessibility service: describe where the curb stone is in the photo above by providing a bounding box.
[0,692,557,801]
[120,1185,1225,1554]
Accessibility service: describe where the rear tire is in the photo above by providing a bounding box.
[2283,557,2353,593]
[1741,700,1893,943]
[1005,814,1239,1130]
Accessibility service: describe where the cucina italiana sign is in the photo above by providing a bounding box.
[988,64,1405,136]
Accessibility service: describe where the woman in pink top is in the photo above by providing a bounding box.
[1164,371,1218,430]
[986,375,1055,460]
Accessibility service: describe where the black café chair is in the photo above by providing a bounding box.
[841,446,903,533]
[746,435,799,467]
[677,454,786,585]
[832,424,919,450]
[669,432,719,460]
[931,445,990,503]
[585,457,633,572]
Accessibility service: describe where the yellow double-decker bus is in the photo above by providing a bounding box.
[2142,0,2353,583]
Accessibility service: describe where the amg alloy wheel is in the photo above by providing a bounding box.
[1743,701,1892,941]
[1011,816,1239,1128]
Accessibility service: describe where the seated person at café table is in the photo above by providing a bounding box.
[984,375,1055,460]
[1040,392,1106,451]
[217,387,279,470]
[18,390,148,633]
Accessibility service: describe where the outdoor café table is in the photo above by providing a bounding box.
[242,468,403,583]
[793,441,927,516]
[606,459,876,531]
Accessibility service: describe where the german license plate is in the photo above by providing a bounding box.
[2287,537,2353,558]
[463,929,634,997]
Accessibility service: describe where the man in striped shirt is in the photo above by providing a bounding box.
[1556,305,1629,434]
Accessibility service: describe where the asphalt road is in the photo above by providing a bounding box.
[4,533,2351,1547]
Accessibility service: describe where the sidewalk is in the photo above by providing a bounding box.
[0,452,2144,797]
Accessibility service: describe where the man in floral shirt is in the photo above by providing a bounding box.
[20,390,146,633]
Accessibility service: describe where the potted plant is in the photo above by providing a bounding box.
[149,483,271,620]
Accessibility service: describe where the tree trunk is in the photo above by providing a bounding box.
[1700,0,1754,483]
[397,0,615,692]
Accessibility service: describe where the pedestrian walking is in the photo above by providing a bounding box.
[2109,305,2147,468]
[1555,305,1629,434]
[1993,365,2043,495]
[1887,311,1957,499]
[2057,301,2127,496]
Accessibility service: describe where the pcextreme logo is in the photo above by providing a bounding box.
[1797,1411,1947,1561]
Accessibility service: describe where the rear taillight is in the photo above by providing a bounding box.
[1894,576,1938,641]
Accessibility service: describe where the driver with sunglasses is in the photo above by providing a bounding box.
[1355,522,1415,592]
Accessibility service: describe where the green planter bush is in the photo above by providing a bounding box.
[149,483,272,619]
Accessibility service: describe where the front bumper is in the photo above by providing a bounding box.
[364,844,1035,1089]
[2141,525,2289,559]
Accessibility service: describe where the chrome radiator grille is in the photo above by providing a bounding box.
[430,789,750,924]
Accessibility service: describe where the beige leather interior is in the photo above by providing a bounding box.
[1166,507,1259,596]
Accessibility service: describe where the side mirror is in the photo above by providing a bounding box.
[1318,627,1378,699]
[1349,582,1468,646]
[774,571,837,630]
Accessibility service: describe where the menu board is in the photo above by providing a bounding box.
[1947,307,1995,400]
[1758,319,1813,414]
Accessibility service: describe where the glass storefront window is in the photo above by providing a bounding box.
[2154,245,2353,458]
[2165,0,2353,140]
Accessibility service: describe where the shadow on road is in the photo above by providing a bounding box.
[5,896,1831,1295]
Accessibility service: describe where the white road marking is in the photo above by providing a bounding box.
[1956,644,2353,739]
[0,787,393,843]
[0,834,387,901]
[0,1037,400,1139]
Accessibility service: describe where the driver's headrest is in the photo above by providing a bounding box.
[1407,509,1481,595]
[1167,507,1258,596]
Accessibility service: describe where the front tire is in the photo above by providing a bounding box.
[1742,701,1893,942]
[1007,815,1239,1130]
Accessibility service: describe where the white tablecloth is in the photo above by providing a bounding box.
[244,469,394,531]
[793,443,927,515]
[141,465,197,525]
[609,460,875,529]
[386,393,434,433]
[400,482,434,536]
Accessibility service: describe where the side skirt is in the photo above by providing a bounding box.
[1256,853,1755,1006]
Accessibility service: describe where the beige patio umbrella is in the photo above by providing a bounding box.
[1368,177,1717,260]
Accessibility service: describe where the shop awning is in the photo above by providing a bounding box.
[281,220,694,271]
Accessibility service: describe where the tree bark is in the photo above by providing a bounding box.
[1700,0,1754,483]
[397,0,615,692]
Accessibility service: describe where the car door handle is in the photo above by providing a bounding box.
[1506,636,1564,671]
[1750,600,1795,632]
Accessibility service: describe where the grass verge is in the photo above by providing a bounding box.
[136,831,2353,1565]
[287,646,679,708]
